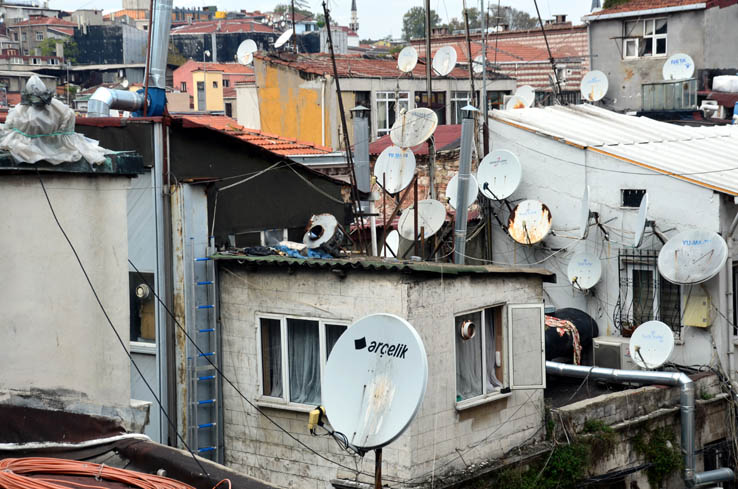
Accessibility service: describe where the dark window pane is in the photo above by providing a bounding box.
[260,318,283,397]
[659,277,681,331]
[633,270,655,324]
[622,189,646,207]
[326,324,347,360]
[656,38,667,55]
[484,307,502,390]
[287,318,321,404]
[640,38,653,56]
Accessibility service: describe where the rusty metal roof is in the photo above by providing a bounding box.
[213,253,556,282]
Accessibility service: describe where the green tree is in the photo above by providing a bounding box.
[38,37,78,63]
[603,0,630,8]
[464,7,482,30]
[489,5,539,30]
[402,6,440,41]
[274,3,313,19]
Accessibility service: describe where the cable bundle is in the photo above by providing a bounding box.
[0,457,231,489]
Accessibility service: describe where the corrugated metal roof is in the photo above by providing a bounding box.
[491,104,738,196]
[213,253,556,281]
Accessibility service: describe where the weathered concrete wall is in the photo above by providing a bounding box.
[218,265,546,488]
[704,3,738,69]
[236,84,261,130]
[0,174,132,409]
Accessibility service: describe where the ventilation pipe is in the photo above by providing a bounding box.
[87,0,173,117]
[546,361,735,487]
[453,105,478,265]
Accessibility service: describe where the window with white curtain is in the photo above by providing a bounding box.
[376,90,409,137]
[454,303,545,409]
[258,315,347,406]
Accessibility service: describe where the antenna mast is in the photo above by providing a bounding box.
[424,0,436,200]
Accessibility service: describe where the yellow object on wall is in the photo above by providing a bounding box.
[192,70,224,112]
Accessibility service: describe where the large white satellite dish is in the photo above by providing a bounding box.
[657,230,728,285]
[505,95,528,110]
[390,108,438,148]
[432,46,457,76]
[398,199,446,240]
[580,70,609,102]
[629,320,675,369]
[382,229,400,257]
[508,200,552,245]
[477,149,522,201]
[567,251,602,290]
[274,28,293,48]
[663,53,695,81]
[374,146,416,194]
[323,313,428,450]
[446,173,478,210]
[514,85,536,108]
[236,39,258,65]
[397,46,418,73]
[633,193,649,248]
[578,186,591,240]
[472,54,485,75]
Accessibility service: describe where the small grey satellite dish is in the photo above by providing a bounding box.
[302,213,345,255]
[446,173,478,210]
[397,46,418,73]
[382,229,400,258]
[472,54,485,75]
[578,186,591,240]
[514,85,536,108]
[629,320,675,369]
[374,145,416,194]
[633,193,649,248]
[663,53,695,81]
[237,39,258,65]
[432,46,457,77]
[323,313,428,450]
[398,199,447,240]
[567,251,602,290]
[390,108,438,148]
[274,28,293,48]
[508,200,552,245]
[580,70,609,102]
[477,149,522,201]
[505,95,528,110]
[657,230,728,285]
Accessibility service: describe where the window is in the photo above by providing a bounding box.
[21,33,26,42]
[258,315,348,406]
[621,189,646,208]
[212,80,218,88]
[224,102,232,117]
[180,81,187,91]
[35,31,43,41]
[414,91,446,125]
[623,18,667,59]
[222,78,230,88]
[451,91,471,124]
[454,304,545,409]
[376,90,409,137]
[129,272,156,343]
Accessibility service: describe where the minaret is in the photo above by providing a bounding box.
[349,0,359,32]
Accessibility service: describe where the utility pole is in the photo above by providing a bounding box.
[481,0,489,156]
[424,0,436,199]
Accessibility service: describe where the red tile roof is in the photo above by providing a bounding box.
[587,0,706,17]
[171,19,275,34]
[369,125,461,156]
[186,61,254,75]
[10,16,76,27]
[178,114,335,156]
[420,40,577,64]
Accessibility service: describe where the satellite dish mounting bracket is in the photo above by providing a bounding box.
[593,212,609,241]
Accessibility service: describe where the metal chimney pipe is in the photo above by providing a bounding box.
[351,105,370,193]
[87,87,144,117]
[453,106,478,264]
[546,361,735,487]
[147,0,174,90]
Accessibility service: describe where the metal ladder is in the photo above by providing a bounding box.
[187,237,222,462]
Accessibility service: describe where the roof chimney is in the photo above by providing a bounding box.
[554,14,567,23]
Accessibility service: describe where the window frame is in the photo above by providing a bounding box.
[255,313,350,411]
[622,18,667,59]
[624,262,683,336]
[35,31,44,41]
[180,81,187,92]
[451,90,471,125]
[375,90,409,137]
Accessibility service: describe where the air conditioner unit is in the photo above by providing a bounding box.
[593,336,640,370]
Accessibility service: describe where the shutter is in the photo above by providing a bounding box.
[508,303,546,390]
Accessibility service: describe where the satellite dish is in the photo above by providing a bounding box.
[657,230,728,285]
[120,79,129,89]
[663,53,695,81]
[446,173,478,210]
[514,85,535,108]
[472,54,485,75]
[505,95,528,110]
[580,70,609,102]
[382,229,400,257]
[507,200,552,245]
[477,149,522,201]
[567,251,602,290]
[629,320,675,369]
[302,213,346,255]
[274,28,293,48]
[578,186,591,240]
[236,39,258,65]
[398,199,446,240]
[323,313,428,450]
[374,145,416,194]
[397,46,418,73]
[390,108,438,148]
[633,193,649,248]
[432,46,457,76]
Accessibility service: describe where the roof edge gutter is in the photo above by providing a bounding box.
[584,3,706,21]
[546,361,734,488]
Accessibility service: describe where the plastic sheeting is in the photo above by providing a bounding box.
[0,76,111,165]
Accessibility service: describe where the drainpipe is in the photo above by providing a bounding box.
[546,361,735,487]
[321,78,326,146]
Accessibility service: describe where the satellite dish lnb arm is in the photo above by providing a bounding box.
[650,221,668,244]
[593,212,610,241]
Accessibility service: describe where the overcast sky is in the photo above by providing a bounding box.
[52,0,593,40]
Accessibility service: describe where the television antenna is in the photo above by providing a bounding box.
[446,173,478,210]
[663,53,695,81]
[657,230,728,285]
[274,28,293,48]
[629,320,675,369]
[507,200,552,245]
[477,149,522,201]
[397,46,418,73]
[398,199,446,240]
[390,107,438,148]
[580,70,609,102]
[374,145,416,194]
[323,313,428,487]
[236,39,258,65]
[432,46,457,76]
[567,251,602,290]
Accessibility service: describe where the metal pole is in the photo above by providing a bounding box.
[533,0,563,104]
[382,173,387,257]
[291,0,296,53]
[481,0,488,156]
[424,0,436,200]
[374,448,382,489]
[414,177,419,257]
[454,111,476,264]
[142,0,155,116]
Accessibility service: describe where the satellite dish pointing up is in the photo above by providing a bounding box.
[323,313,428,450]
[274,28,293,48]
[477,149,522,201]
[580,70,609,102]
[236,39,258,65]
[432,46,457,76]
[657,230,728,285]
[390,108,438,148]
[630,321,675,369]
[397,46,418,73]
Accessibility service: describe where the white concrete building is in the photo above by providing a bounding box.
[486,104,738,378]
[215,255,554,488]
